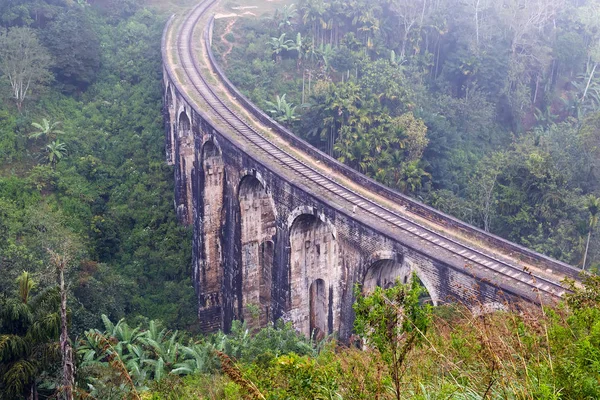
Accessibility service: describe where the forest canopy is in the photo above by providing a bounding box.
[215,0,600,269]
[0,0,196,336]
[0,0,599,399]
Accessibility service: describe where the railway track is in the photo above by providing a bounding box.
[171,0,572,302]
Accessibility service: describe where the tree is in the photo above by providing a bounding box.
[353,274,431,400]
[42,9,100,92]
[300,0,327,46]
[395,112,428,162]
[48,249,74,400]
[291,32,305,71]
[274,4,297,31]
[45,140,67,168]
[575,1,600,106]
[494,0,560,121]
[583,196,600,270]
[267,33,294,63]
[265,94,298,124]
[469,152,506,232]
[397,160,430,194]
[0,272,61,400]
[389,0,428,60]
[30,118,64,140]
[0,27,52,112]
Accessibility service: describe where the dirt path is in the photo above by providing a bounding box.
[219,17,238,66]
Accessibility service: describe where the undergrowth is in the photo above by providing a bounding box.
[146,276,600,399]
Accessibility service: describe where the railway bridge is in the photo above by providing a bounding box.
[162,0,581,339]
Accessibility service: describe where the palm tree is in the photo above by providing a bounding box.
[301,0,327,45]
[291,32,305,71]
[46,140,68,168]
[0,272,61,400]
[583,195,600,270]
[30,118,64,140]
[321,81,363,155]
[397,161,431,194]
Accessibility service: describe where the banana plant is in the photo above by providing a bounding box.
[45,140,68,168]
[265,94,298,124]
[30,118,64,140]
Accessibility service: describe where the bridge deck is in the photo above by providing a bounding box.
[163,0,582,303]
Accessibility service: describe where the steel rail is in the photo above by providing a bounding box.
[172,0,570,301]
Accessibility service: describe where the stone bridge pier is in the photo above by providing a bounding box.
[163,80,516,341]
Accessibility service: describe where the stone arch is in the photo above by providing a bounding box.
[167,84,176,106]
[196,139,226,332]
[165,85,176,165]
[177,111,192,138]
[363,258,410,292]
[404,257,439,306]
[289,213,338,338]
[238,173,277,328]
[362,253,438,306]
[309,279,328,340]
[363,251,406,291]
[287,206,337,240]
[175,111,194,225]
[238,169,268,193]
[202,135,223,156]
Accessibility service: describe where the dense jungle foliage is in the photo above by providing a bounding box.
[0,0,196,334]
[1,0,600,399]
[215,0,600,269]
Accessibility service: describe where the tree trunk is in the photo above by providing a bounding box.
[583,229,592,270]
[302,71,305,104]
[59,264,74,400]
[474,0,480,49]
[582,63,598,103]
[533,75,540,105]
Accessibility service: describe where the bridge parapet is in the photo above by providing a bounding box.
[162,0,581,338]
[203,16,578,282]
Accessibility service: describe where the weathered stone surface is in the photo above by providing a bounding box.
[239,174,277,328]
[162,76,535,341]
[162,3,578,338]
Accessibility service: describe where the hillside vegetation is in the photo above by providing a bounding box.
[0,0,196,333]
[215,0,600,268]
[0,0,599,399]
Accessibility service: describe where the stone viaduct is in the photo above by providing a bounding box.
[162,0,581,340]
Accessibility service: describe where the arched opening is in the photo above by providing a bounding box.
[178,111,191,137]
[197,139,225,331]
[178,112,193,161]
[363,257,435,305]
[202,139,219,158]
[175,112,194,225]
[309,279,327,340]
[363,258,410,293]
[165,87,175,165]
[238,175,276,328]
[289,213,338,337]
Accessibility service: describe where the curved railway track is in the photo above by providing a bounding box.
[170,0,573,302]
